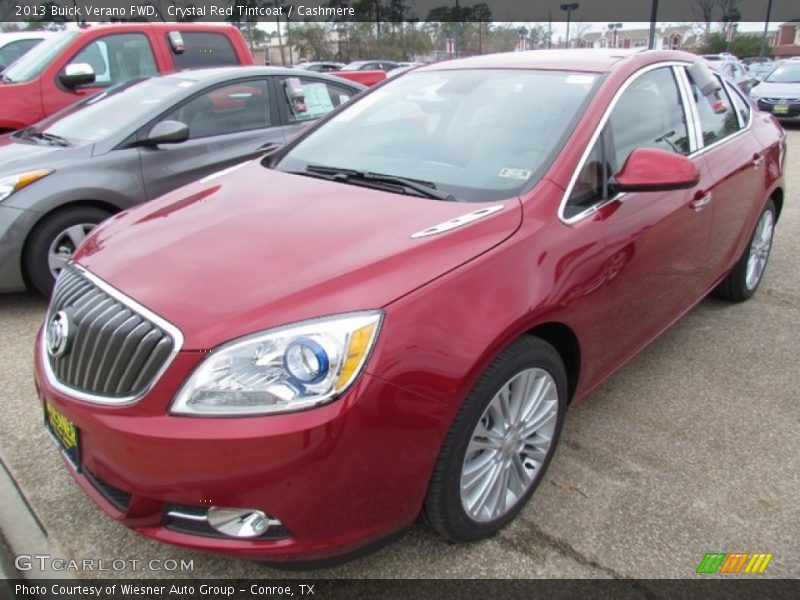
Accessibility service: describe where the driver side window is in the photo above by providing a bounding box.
[565,67,690,218]
[70,33,157,87]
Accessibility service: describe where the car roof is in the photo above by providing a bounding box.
[158,66,366,88]
[0,31,53,44]
[416,49,698,74]
[71,22,239,35]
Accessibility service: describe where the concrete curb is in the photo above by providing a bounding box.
[0,448,72,580]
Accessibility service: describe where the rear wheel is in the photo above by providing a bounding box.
[24,207,111,296]
[424,336,567,541]
[714,198,776,302]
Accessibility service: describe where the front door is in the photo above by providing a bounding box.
[138,78,286,201]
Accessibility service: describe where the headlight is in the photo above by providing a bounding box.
[171,311,382,416]
[0,170,52,203]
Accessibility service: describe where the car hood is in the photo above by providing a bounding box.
[752,81,800,97]
[75,161,522,349]
[0,135,92,174]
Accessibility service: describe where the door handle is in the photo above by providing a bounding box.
[258,142,281,154]
[689,191,712,212]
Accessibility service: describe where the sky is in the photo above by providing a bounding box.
[258,21,783,40]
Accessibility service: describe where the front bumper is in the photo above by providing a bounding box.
[34,332,453,562]
[755,99,800,122]
[0,204,39,292]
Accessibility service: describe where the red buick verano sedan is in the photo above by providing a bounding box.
[35,50,785,563]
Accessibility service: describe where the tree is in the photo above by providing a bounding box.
[730,34,769,58]
[690,0,716,39]
[696,31,728,54]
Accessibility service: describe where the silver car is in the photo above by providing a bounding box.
[749,61,800,124]
[0,66,364,295]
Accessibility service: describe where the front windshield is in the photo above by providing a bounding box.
[2,31,77,83]
[274,69,599,202]
[765,64,800,83]
[32,76,192,144]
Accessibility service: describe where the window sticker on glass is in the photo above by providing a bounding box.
[299,82,335,118]
[338,94,351,105]
[566,75,596,85]
[499,167,532,180]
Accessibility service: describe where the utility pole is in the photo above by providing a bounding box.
[648,0,658,49]
[608,22,622,48]
[560,3,579,49]
[548,11,552,49]
[759,0,773,58]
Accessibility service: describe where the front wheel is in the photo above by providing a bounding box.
[424,336,567,541]
[23,207,111,296]
[714,198,776,302]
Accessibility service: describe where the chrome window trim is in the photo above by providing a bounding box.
[674,66,704,151]
[559,61,753,226]
[722,79,752,130]
[559,61,695,225]
[41,263,185,406]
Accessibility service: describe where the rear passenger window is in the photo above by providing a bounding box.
[280,77,355,123]
[166,79,271,139]
[70,33,157,87]
[725,82,751,126]
[687,73,740,145]
[170,32,238,69]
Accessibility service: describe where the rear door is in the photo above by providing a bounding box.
[138,77,284,200]
[679,68,764,277]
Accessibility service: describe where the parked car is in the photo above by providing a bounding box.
[36,50,784,563]
[704,56,757,93]
[0,23,253,132]
[741,56,774,80]
[0,67,364,295]
[331,69,387,87]
[341,59,400,72]
[0,31,52,73]
[294,61,345,72]
[749,61,800,123]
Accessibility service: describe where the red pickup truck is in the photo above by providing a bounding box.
[0,23,253,132]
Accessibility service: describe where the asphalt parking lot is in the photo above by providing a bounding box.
[0,128,798,581]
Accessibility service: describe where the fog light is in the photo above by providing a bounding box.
[207,507,270,538]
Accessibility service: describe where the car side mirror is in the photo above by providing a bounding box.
[145,120,189,146]
[613,148,700,193]
[59,63,96,88]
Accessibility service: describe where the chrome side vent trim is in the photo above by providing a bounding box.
[411,205,504,239]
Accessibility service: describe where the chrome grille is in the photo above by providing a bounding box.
[45,265,179,402]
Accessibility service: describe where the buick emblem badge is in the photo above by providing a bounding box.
[47,310,71,358]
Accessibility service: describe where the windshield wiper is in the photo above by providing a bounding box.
[301,164,457,201]
[18,128,71,147]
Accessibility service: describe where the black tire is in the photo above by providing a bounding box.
[423,336,567,542]
[23,206,111,297]
[713,198,776,302]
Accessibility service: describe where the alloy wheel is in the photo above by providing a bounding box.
[460,367,559,523]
